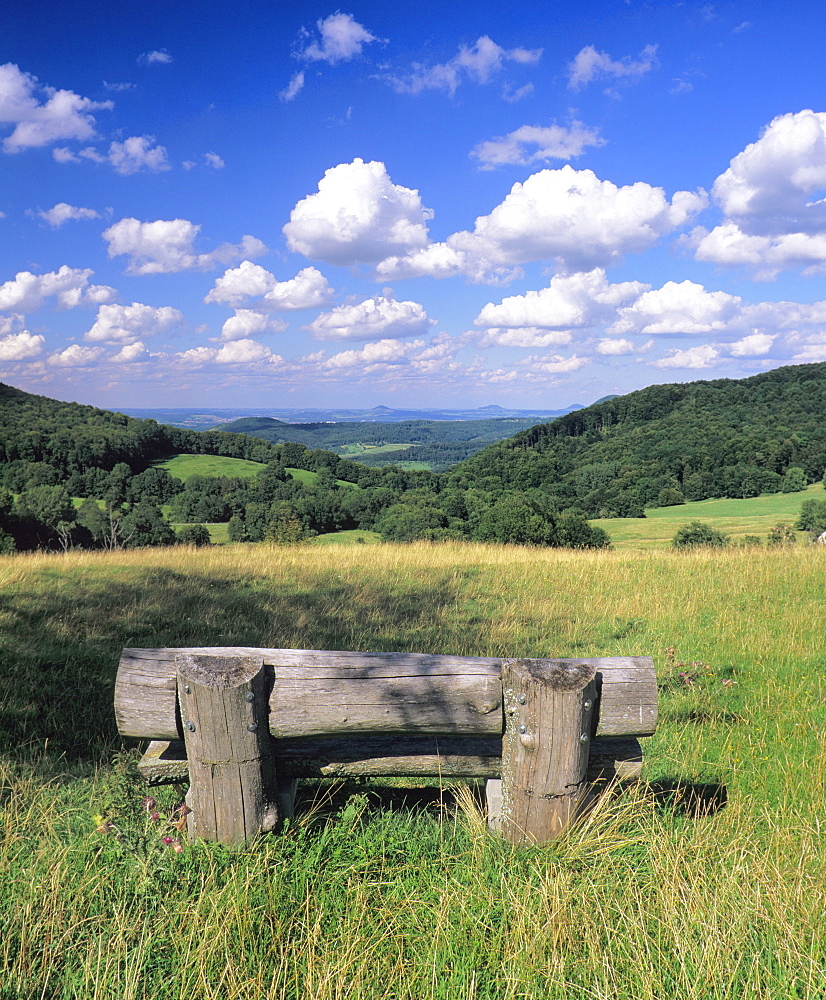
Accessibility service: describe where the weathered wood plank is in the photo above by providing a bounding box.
[499,659,597,844]
[270,672,503,738]
[115,648,657,740]
[115,654,181,741]
[138,736,644,784]
[177,653,280,844]
[531,657,656,738]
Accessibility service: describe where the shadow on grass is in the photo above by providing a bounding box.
[647,778,728,818]
[292,775,729,830]
[0,565,466,763]
[294,779,459,820]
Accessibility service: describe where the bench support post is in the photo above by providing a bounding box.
[177,652,281,844]
[499,659,597,845]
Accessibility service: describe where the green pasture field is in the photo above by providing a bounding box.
[281,466,316,485]
[154,453,268,480]
[1,541,825,998]
[154,454,356,489]
[166,521,230,544]
[339,442,414,456]
[600,482,825,549]
[310,529,383,545]
[394,459,433,471]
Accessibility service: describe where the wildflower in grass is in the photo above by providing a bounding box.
[173,802,191,832]
[162,835,173,845]
[679,671,694,686]
[142,796,157,812]
[93,814,113,835]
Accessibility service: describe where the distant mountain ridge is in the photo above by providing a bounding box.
[119,403,584,428]
[209,414,574,472]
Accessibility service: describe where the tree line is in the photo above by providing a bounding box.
[457,363,826,518]
[2,363,825,554]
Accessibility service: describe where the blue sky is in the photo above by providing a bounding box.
[2,0,826,410]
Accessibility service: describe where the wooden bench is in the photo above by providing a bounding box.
[115,647,657,846]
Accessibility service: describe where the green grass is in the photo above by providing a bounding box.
[394,460,433,471]
[155,453,268,481]
[154,454,357,490]
[166,522,230,544]
[339,442,414,456]
[1,542,825,998]
[282,466,316,485]
[310,529,383,545]
[600,482,825,549]
[284,466,358,489]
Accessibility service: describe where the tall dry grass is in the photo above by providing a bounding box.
[1,541,825,998]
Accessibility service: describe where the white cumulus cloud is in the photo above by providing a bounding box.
[216,339,281,364]
[728,332,776,356]
[284,159,432,266]
[520,353,590,374]
[38,202,101,227]
[388,35,541,97]
[84,302,184,343]
[262,267,334,310]
[174,340,284,366]
[712,109,826,224]
[693,111,826,276]
[108,135,169,174]
[476,327,573,348]
[476,269,647,330]
[218,310,287,342]
[103,217,267,275]
[693,223,826,279]
[379,166,706,281]
[0,62,113,153]
[205,262,334,310]
[323,338,427,369]
[596,338,637,355]
[652,345,720,369]
[306,294,434,341]
[298,13,380,64]
[471,120,604,169]
[0,265,116,312]
[280,71,305,102]
[110,340,151,363]
[205,260,276,305]
[139,50,173,65]
[0,331,45,360]
[609,280,742,335]
[791,338,826,362]
[53,135,170,173]
[567,44,658,90]
[47,344,104,367]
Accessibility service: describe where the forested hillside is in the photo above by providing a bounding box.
[2,363,824,553]
[456,363,826,518]
[0,381,607,551]
[216,415,557,471]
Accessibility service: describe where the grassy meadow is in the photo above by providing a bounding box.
[154,454,268,481]
[155,454,357,490]
[600,482,825,549]
[1,540,825,999]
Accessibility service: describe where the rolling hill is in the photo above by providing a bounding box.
[452,363,826,518]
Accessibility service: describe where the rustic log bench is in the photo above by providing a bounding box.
[115,647,657,847]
